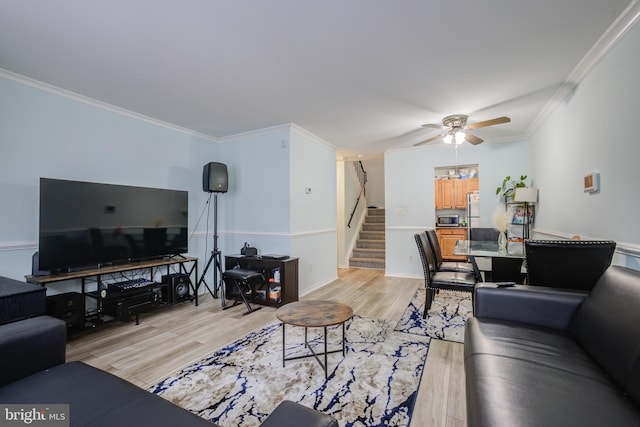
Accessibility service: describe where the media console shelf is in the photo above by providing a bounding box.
[26,256,198,329]
[224,255,298,308]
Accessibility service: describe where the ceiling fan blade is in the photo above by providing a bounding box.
[421,123,443,129]
[466,116,511,130]
[465,133,483,145]
[414,133,446,146]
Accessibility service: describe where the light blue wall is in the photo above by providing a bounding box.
[218,125,338,295]
[529,18,640,270]
[217,127,292,257]
[0,76,219,281]
[0,76,339,295]
[384,140,529,277]
[289,126,338,293]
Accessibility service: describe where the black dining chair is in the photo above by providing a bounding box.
[414,233,476,318]
[525,239,616,291]
[424,229,476,276]
[468,227,507,282]
[490,257,526,284]
[469,227,500,242]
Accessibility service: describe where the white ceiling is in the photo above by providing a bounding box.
[0,1,637,158]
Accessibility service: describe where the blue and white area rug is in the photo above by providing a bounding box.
[394,288,472,343]
[151,315,430,427]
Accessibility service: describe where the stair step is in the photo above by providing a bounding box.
[356,239,385,249]
[362,223,384,232]
[349,257,385,269]
[360,231,385,240]
[353,248,385,259]
[351,208,386,270]
[365,215,385,224]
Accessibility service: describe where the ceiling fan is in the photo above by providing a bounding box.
[414,114,510,146]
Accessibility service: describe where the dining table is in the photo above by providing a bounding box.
[454,240,525,258]
[454,240,526,283]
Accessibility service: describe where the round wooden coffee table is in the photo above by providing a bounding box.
[276,300,353,378]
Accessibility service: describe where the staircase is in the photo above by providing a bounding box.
[349,208,385,269]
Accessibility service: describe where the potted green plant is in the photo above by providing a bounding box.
[496,175,527,202]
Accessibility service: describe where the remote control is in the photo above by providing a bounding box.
[496,282,516,287]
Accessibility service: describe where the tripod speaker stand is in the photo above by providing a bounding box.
[196,192,226,307]
[197,162,229,307]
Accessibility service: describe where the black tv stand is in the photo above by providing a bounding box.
[26,257,198,331]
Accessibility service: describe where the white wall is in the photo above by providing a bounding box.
[217,126,292,257]
[529,17,640,270]
[337,160,368,268]
[289,126,338,294]
[362,155,385,208]
[384,140,530,278]
[0,75,219,283]
[219,124,338,295]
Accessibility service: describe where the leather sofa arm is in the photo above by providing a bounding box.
[473,283,588,330]
[260,400,338,427]
[0,315,66,387]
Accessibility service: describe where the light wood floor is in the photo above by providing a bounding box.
[66,268,466,426]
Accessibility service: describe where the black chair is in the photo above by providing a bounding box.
[424,229,475,275]
[414,233,476,318]
[490,257,526,284]
[525,239,616,291]
[468,227,507,282]
[469,227,500,242]
[222,268,264,315]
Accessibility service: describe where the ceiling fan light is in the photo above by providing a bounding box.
[455,131,465,144]
[443,134,453,144]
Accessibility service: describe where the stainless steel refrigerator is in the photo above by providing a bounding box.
[467,192,480,233]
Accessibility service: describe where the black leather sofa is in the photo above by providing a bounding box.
[525,239,616,290]
[464,265,640,427]
[0,315,338,427]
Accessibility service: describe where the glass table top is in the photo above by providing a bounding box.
[454,240,525,258]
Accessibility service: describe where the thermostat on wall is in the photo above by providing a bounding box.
[584,172,600,193]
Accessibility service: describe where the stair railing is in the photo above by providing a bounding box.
[347,161,367,228]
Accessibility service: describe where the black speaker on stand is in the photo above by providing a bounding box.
[197,162,229,308]
[202,162,228,193]
[162,273,191,303]
[46,292,85,329]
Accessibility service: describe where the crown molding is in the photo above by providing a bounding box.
[218,123,293,143]
[0,68,219,143]
[525,0,640,137]
[219,122,337,153]
[289,123,337,152]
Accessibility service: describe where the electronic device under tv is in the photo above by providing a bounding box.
[39,178,188,274]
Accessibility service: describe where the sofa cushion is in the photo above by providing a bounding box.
[465,317,640,426]
[569,266,640,405]
[0,361,215,426]
[0,315,66,386]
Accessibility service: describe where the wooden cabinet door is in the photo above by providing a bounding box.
[467,177,479,192]
[435,179,455,209]
[435,180,444,209]
[440,180,454,209]
[454,179,467,208]
[438,229,467,261]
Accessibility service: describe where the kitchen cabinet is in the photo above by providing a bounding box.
[437,228,467,261]
[435,179,455,209]
[467,177,479,192]
[435,177,478,209]
[454,179,467,208]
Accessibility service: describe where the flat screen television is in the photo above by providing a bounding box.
[39,178,188,273]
